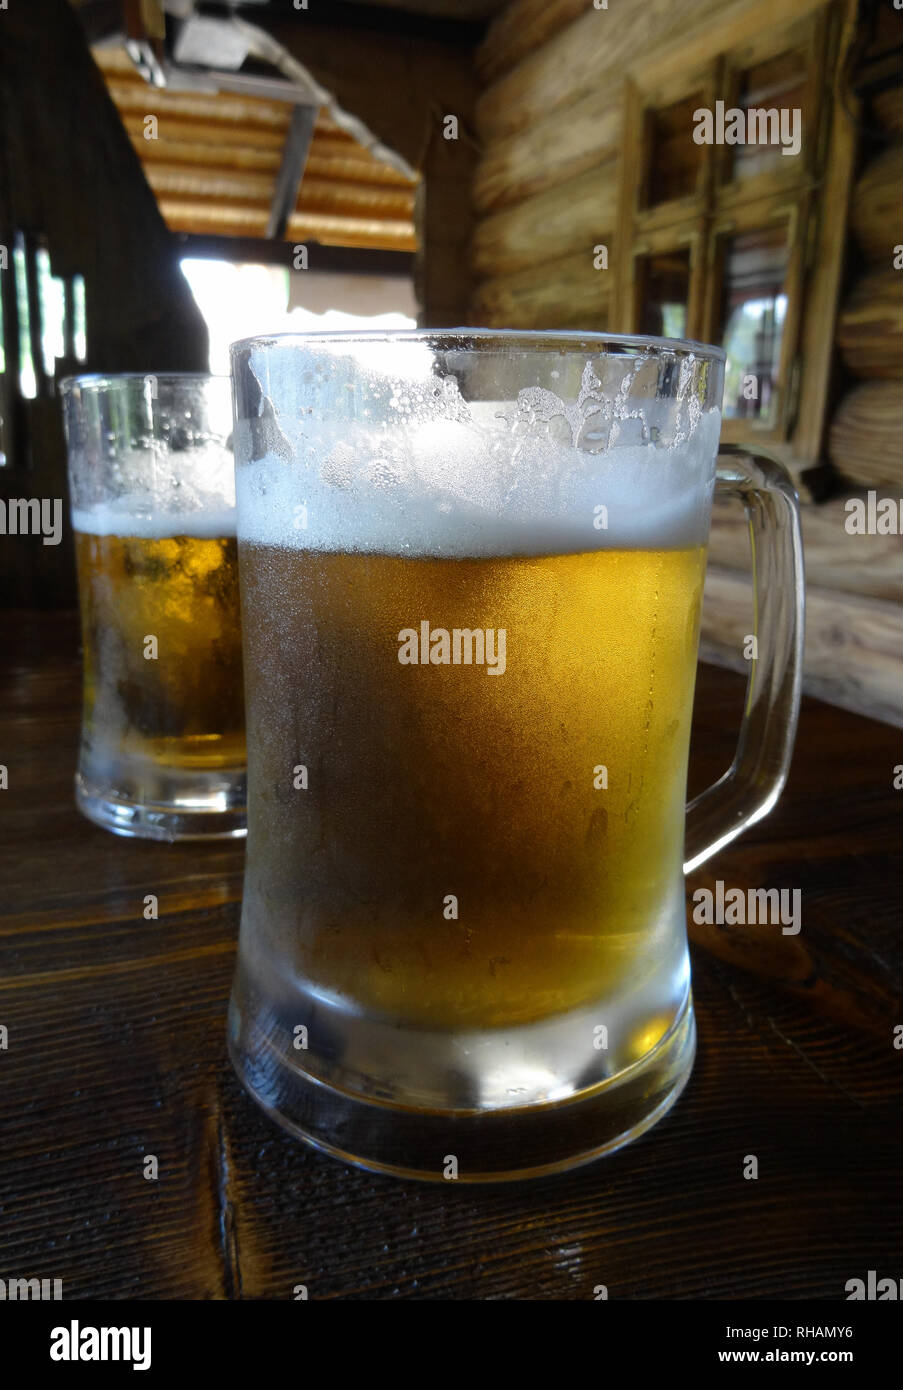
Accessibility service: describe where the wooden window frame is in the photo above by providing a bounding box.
[714,13,825,211]
[621,63,720,245]
[611,0,855,472]
[703,197,807,445]
[628,222,706,343]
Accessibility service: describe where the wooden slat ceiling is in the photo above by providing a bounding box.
[92,45,419,250]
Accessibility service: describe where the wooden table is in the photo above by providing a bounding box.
[1,611,900,1300]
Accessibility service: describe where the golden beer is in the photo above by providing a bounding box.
[239,542,705,1034]
[74,519,245,792]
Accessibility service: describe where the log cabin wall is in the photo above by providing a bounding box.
[703,3,903,729]
[471,0,857,438]
[0,0,208,609]
[470,0,903,728]
[472,0,622,331]
[832,86,903,488]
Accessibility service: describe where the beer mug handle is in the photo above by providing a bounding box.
[683,444,805,874]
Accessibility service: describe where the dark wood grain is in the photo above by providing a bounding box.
[0,611,900,1300]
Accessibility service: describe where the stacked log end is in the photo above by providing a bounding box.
[829,381,903,490]
[830,128,903,492]
[847,145,903,265]
[836,269,903,379]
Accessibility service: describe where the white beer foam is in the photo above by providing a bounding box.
[235,408,720,558]
[72,502,236,539]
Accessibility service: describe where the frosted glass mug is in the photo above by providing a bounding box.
[227,330,804,1181]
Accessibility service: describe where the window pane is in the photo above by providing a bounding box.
[719,227,788,422]
[36,247,65,380]
[13,235,37,400]
[72,274,87,362]
[643,94,705,206]
[637,249,691,339]
[731,51,807,182]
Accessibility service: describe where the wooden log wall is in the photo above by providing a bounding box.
[471,0,903,728]
[703,119,903,727]
[705,489,903,729]
[471,0,839,332]
[836,268,903,379]
[831,132,903,489]
[700,567,903,731]
[717,74,903,729]
[815,75,903,725]
[470,0,750,330]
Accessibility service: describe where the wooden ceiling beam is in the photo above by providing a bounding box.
[158,198,417,250]
[126,133,415,190]
[145,165,275,202]
[286,212,417,251]
[146,166,415,219]
[103,78,295,129]
[103,69,356,140]
[124,134,283,171]
[118,117,365,164]
[119,113,287,151]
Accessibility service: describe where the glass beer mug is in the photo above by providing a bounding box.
[227,331,804,1181]
[62,374,246,841]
